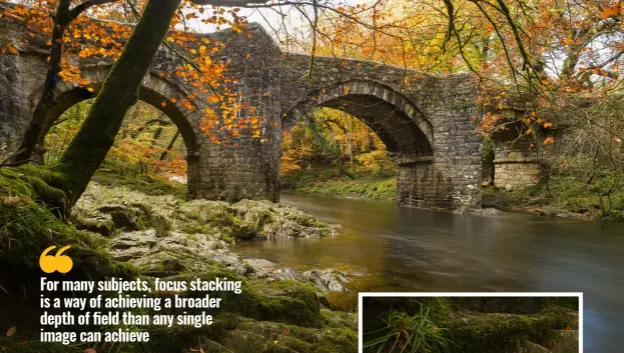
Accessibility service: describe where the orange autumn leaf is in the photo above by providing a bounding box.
[161,101,167,107]
[525,128,532,135]
[601,6,620,19]
[6,327,16,337]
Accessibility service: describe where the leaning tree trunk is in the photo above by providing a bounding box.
[50,0,181,207]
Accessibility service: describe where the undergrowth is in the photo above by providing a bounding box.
[363,307,454,353]
[483,169,624,220]
[281,169,397,200]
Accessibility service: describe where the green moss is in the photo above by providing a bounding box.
[93,169,186,199]
[0,338,78,353]
[0,165,69,213]
[234,317,357,353]
[324,291,358,312]
[439,307,575,353]
[157,272,322,329]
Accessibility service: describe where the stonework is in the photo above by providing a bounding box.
[490,109,542,190]
[0,16,487,210]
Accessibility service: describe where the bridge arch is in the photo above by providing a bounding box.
[31,66,202,197]
[283,80,433,158]
[280,80,453,208]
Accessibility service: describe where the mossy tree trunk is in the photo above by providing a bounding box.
[49,0,181,207]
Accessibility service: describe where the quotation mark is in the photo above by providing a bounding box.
[39,245,73,274]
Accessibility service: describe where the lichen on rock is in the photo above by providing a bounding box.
[74,182,339,242]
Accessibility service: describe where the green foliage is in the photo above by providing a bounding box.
[363,307,454,353]
[281,107,393,178]
[356,150,396,176]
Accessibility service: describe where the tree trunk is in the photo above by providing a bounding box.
[11,0,72,164]
[159,129,180,161]
[50,0,181,206]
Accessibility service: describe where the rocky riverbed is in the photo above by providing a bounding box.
[0,182,358,353]
[73,183,350,293]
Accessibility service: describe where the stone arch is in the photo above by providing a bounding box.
[283,80,433,158]
[31,67,201,197]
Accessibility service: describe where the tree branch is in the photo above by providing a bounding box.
[68,0,120,21]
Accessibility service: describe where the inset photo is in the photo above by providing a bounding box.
[359,292,581,353]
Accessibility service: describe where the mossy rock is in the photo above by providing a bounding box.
[154,273,322,329]
[439,307,577,353]
[324,291,357,312]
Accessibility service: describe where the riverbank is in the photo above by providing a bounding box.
[282,170,624,221]
[281,171,397,200]
[0,173,358,352]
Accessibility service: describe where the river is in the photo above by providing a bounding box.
[233,193,624,352]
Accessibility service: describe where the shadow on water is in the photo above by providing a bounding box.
[233,193,624,353]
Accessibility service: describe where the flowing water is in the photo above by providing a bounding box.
[233,193,624,353]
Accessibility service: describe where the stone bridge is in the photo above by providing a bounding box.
[0,18,538,210]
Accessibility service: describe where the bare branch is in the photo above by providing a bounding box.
[68,0,119,20]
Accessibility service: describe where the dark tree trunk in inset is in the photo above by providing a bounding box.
[159,129,180,161]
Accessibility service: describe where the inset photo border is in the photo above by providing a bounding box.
[359,292,582,353]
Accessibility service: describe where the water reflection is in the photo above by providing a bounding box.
[234,193,624,352]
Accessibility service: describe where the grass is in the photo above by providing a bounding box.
[281,169,397,201]
[363,307,454,353]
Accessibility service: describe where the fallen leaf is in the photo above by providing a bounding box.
[84,348,97,353]
[616,137,622,143]
[6,327,16,337]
